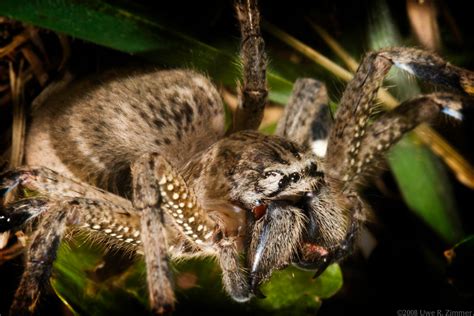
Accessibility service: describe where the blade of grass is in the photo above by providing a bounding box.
[306,20,359,72]
[263,20,353,82]
[8,60,27,169]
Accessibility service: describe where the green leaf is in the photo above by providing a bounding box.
[259,264,343,312]
[388,136,463,243]
[51,240,149,315]
[52,240,343,315]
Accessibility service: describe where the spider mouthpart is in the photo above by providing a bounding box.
[249,273,266,299]
[312,258,330,280]
[304,243,329,256]
[252,200,267,220]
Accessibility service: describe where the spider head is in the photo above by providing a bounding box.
[220,131,324,207]
[191,131,353,298]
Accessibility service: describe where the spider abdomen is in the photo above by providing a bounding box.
[25,69,225,191]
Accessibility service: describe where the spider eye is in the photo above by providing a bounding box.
[307,162,323,177]
[307,163,317,176]
[290,172,300,182]
[278,176,289,189]
[252,201,267,220]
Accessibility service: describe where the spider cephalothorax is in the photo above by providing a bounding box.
[1,0,473,314]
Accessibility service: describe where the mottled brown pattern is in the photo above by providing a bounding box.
[354,93,468,183]
[131,153,175,312]
[232,0,268,132]
[326,47,473,185]
[9,201,73,316]
[40,69,225,190]
[276,78,331,149]
[1,0,473,315]
[326,52,392,181]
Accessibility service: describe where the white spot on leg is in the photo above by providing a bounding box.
[311,139,328,158]
[394,62,415,75]
[442,107,463,120]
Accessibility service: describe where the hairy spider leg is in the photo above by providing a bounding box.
[131,153,175,314]
[326,47,474,184]
[9,202,72,316]
[354,92,471,183]
[276,78,332,157]
[231,0,268,132]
